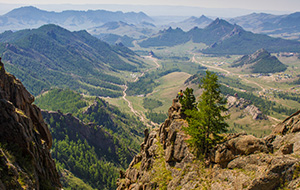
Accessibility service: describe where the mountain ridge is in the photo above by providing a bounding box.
[229,12,300,39]
[140,18,300,54]
[0,24,145,96]
[0,6,153,32]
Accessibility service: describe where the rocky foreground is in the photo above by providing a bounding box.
[0,59,61,189]
[117,99,300,190]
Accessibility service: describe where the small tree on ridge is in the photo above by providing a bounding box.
[184,70,229,158]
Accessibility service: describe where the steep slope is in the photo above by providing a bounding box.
[0,59,61,189]
[139,18,300,54]
[231,49,287,73]
[0,24,146,96]
[117,99,300,189]
[42,110,135,189]
[35,88,146,189]
[0,6,153,32]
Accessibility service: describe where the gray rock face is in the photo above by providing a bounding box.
[117,99,300,190]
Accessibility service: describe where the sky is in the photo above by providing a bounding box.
[0,0,299,17]
[0,0,299,12]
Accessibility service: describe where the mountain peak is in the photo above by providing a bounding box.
[208,18,232,27]
[4,6,45,17]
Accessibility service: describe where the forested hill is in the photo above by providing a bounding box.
[0,24,146,96]
[231,49,287,73]
[36,88,146,189]
[139,18,300,55]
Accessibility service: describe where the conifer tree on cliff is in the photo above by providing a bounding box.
[184,70,229,158]
[180,87,196,114]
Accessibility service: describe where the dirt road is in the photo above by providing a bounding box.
[122,56,160,128]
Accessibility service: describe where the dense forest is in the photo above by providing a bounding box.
[36,89,146,189]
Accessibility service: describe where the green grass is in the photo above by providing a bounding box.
[61,169,95,190]
[133,41,207,57]
[106,50,300,137]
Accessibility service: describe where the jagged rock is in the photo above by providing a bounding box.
[0,60,61,189]
[227,95,266,120]
[117,98,300,190]
[245,105,266,120]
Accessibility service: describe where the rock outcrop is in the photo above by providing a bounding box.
[227,95,267,120]
[0,59,61,189]
[117,99,300,190]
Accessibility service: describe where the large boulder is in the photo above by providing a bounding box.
[210,133,270,168]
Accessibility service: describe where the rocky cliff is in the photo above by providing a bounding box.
[0,59,61,189]
[117,99,300,190]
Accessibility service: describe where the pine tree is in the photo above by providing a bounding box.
[185,70,229,158]
[180,87,196,114]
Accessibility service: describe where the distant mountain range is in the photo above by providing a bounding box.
[1,6,300,44]
[0,6,300,54]
[0,6,153,32]
[166,15,213,31]
[0,24,146,96]
[231,49,287,73]
[89,21,156,39]
[229,12,300,40]
[139,18,300,55]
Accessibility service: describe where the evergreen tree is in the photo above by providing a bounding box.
[185,70,229,158]
[180,87,197,114]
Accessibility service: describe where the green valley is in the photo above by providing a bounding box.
[2,17,300,190]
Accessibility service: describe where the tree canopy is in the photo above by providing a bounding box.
[183,70,229,157]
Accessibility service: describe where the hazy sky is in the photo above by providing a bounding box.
[0,0,299,17]
[0,0,299,12]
